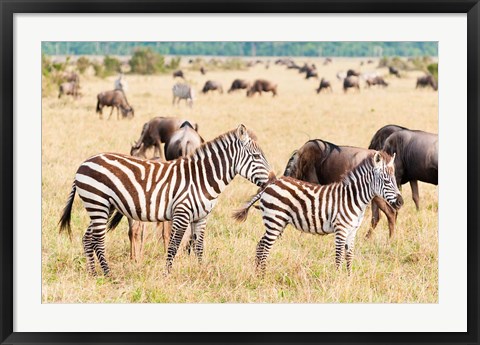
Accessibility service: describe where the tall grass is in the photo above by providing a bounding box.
[42,58,438,303]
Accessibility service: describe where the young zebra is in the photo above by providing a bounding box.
[172,83,194,108]
[59,125,271,276]
[233,151,403,275]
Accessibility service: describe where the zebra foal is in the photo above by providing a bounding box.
[234,151,403,275]
[59,125,271,276]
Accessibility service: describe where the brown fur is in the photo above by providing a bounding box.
[130,117,200,160]
[228,79,250,93]
[96,90,134,120]
[247,79,277,97]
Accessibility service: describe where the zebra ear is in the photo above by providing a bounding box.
[373,151,383,167]
[236,124,249,142]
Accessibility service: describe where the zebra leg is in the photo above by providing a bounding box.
[82,224,97,275]
[334,229,347,271]
[255,221,285,276]
[165,214,190,273]
[345,227,359,275]
[191,218,207,262]
[91,222,110,276]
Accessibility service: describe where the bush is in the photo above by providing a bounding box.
[76,56,90,74]
[166,56,181,70]
[103,55,121,76]
[427,63,438,82]
[129,48,165,74]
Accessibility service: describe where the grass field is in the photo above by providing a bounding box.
[42,57,438,303]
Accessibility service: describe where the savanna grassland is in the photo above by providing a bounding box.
[42,57,438,303]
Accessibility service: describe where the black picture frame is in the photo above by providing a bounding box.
[1,1,479,344]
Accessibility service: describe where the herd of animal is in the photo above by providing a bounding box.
[58,108,438,277]
[53,57,438,279]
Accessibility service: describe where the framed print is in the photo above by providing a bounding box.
[1,1,479,344]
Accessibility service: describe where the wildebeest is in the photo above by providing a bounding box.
[323,57,333,65]
[367,125,438,237]
[343,76,360,92]
[60,71,79,83]
[347,69,361,77]
[128,121,204,260]
[228,79,250,93]
[96,90,134,119]
[283,139,403,238]
[389,66,401,77]
[200,66,207,75]
[246,79,277,97]
[316,78,332,93]
[366,76,389,88]
[172,70,185,79]
[305,67,318,79]
[202,80,224,94]
[58,81,80,99]
[130,116,201,160]
[416,74,438,91]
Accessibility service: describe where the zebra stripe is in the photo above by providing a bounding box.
[59,125,271,276]
[234,151,402,275]
[172,83,194,107]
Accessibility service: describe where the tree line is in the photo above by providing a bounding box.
[42,42,437,57]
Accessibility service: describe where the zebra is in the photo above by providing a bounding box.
[233,151,403,276]
[114,74,128,92]
[172,83,194,108]
[59,125,271,276]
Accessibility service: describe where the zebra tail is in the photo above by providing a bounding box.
[106,210,124,232]
[233,172,276,222]
[232,191,263,223]
[58,182,76,239]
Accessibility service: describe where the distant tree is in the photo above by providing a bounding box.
[129,47,165,74]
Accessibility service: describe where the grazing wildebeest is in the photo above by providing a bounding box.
[60,71,79,83]
[343,76,360,93]
[366,76,389,88]
[316,78,332,93]
[283,139,403,238]
[58,81,80,99]
[416,74,438,91]
[172,83,195,108]
[305,67,318,79]
[130,116,201,160]
[389,66,401,78]
[172,70,185,79]
[367,125,438,237]
[202,80,224,94]
[367,59,374,64]
[347,69,361,77]
[128,121,204,261]
[228,79,250,93]
[200,66,207,75]
[323,57,333,65]
[96,90,134,120]
[246,79,277,97]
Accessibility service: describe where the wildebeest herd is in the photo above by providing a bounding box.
[54,57,438,282]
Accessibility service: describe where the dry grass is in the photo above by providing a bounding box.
[42,57,438,303]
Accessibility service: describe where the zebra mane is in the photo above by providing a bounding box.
[189,128,258,159]
[340,151,391,185]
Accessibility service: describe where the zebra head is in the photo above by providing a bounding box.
[372,151,403,210]
[234,124,271,187]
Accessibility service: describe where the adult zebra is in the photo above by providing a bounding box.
[233,151,403,275]
[172,83,194,108]
[59,125,271,276]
